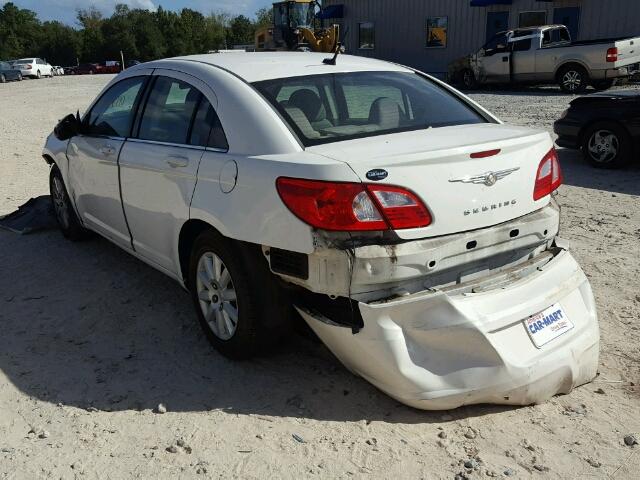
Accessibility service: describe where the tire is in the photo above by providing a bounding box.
[17,73,22,81]
[581,121,632,169]
[592,79,615,91]
[0,74,5,83]
[36,70,41,79]
[188,231,290,359]
[462,68,478,89]
[49,165,88,240]
[558,65,588,93]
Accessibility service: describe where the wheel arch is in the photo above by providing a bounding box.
[555,61,591,81]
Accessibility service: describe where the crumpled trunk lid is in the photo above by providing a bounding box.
[308,123,554,240]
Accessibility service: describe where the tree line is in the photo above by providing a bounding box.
[0,2,272,66]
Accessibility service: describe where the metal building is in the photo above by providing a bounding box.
[321,0,640,78]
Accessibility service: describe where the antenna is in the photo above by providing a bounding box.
[323,42,343,65]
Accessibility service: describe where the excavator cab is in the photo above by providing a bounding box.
[256,1,339,53]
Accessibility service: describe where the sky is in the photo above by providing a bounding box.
[7,0,274,26]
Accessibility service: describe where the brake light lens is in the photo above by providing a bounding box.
[533,148,562,201]
[606,47,618,62]
[470,149,501,159]
[276,178,432,231]
[25,64,32,69]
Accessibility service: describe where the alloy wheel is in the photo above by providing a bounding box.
[196,252,238,341]
[51,176,70,229]
[562,70,582,92]
[588,130,619,164]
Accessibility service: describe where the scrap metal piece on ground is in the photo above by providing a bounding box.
[0,196,57,234]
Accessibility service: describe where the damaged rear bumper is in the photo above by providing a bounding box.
[296,248,599,410]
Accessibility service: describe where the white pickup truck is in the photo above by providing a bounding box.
[450,25,640,93]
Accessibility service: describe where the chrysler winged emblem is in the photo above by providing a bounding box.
[449,167,520,187]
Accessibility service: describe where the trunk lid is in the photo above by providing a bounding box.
[307,123,554,240]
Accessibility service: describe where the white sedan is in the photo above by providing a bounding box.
[11,57,53,78]
[43,52,599,410]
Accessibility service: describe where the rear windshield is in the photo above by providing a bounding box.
[14,59,32,63]
[253,71,488,146]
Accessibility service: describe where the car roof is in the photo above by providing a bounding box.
[150,52,413,83]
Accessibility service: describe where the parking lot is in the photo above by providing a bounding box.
[0,75,639,479]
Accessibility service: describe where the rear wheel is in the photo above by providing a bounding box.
[188,231,289,359]
[581,121,632,169]
[558,65,588,93]
[36,70,41,79]
[592,79,614,91]
[0,74,5,83]
[49,165,89,240]
[17,73,22,81]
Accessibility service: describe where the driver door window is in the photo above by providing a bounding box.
[85,77,146,137]
[484,34,508,56]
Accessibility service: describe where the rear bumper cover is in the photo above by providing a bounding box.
[297,248,599,410]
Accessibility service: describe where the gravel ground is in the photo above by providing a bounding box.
[0,75,639,479]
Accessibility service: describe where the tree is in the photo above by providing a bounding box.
[0,2,276,65]
[76,7,104,62]
[254,7,273,30]
[226,15,254,48]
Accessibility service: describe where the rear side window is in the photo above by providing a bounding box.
[138,76,201,144]
[189,97,228,150]
[85,76,146,137]
[254,71,487,147]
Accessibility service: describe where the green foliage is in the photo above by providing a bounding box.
[0,1,274,65]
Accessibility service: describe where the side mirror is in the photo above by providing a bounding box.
[54,112,81,141]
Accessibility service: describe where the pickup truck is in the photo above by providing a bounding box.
[449,25,640,93]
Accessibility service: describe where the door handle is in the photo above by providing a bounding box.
[167,155,189,168]
[99,145,116,156]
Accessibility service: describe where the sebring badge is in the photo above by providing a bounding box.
[449,167,520,187]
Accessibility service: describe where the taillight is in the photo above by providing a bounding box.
[533,148,562,201]
[276,177,432,231]
[25,64,32,69]
[470,149,501,159]
[606,47,618,62]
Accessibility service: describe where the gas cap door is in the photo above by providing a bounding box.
[219,159,238,193]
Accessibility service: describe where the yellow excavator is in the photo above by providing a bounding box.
[255,0,339,53]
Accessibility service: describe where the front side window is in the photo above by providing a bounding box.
[254,71,488,147]
[138,76,201,144]
[484,33,509,55]
[85,76,146,137]
[359,22,375,49]
[511,38,532,52]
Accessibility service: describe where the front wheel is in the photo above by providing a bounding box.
[581,121,632,169]
[17,73,22,81]
[49,165,89,240]
[0,74,5,83]
[558,65,588,93]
